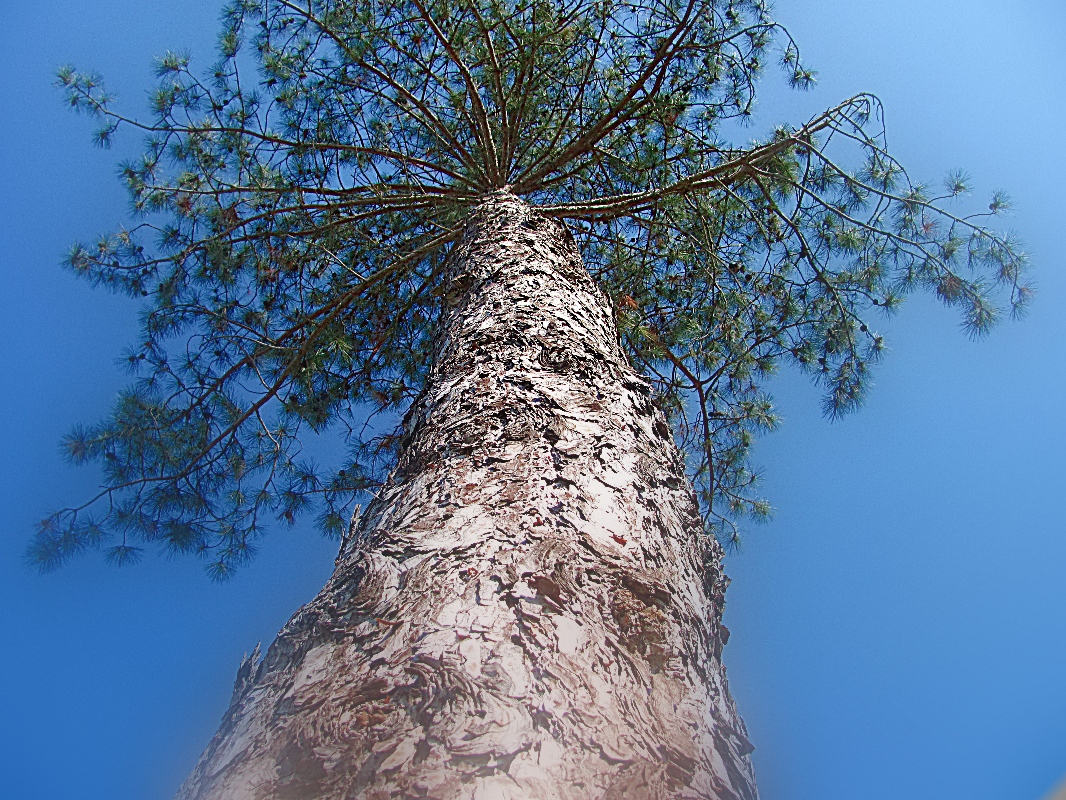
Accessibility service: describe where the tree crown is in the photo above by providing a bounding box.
[34,0,1029,576]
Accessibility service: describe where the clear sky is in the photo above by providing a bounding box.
[0,2,1063,799]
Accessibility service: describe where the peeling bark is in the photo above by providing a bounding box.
[176,193,756,800]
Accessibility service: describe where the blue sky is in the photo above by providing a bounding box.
[1,2,1063,799]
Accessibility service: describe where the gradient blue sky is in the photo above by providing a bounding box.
[1,2,1063,798]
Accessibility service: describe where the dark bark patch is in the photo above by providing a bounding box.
[610,586,671,672]
[273,733,328,799]
[344,676,392,707]
[352,704,390,729]
[620,571,673,611]
[536,343,576,374]
[522,572,564,608]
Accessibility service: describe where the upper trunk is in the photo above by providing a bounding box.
[176,193,756,800]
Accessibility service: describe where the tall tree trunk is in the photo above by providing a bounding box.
[176,193,757,800]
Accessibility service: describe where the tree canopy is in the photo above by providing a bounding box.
[33,0,1029,577]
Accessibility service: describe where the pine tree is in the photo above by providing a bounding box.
[36,0,1028,797]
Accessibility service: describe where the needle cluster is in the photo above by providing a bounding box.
[32,0,1029,574]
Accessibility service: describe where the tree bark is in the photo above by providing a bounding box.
[176,193,757,800]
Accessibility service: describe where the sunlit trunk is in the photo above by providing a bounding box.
[176,193,757,800]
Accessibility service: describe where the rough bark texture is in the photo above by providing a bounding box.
[176,193,756,800]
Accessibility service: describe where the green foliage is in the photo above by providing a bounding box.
[33,0,1029,574]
